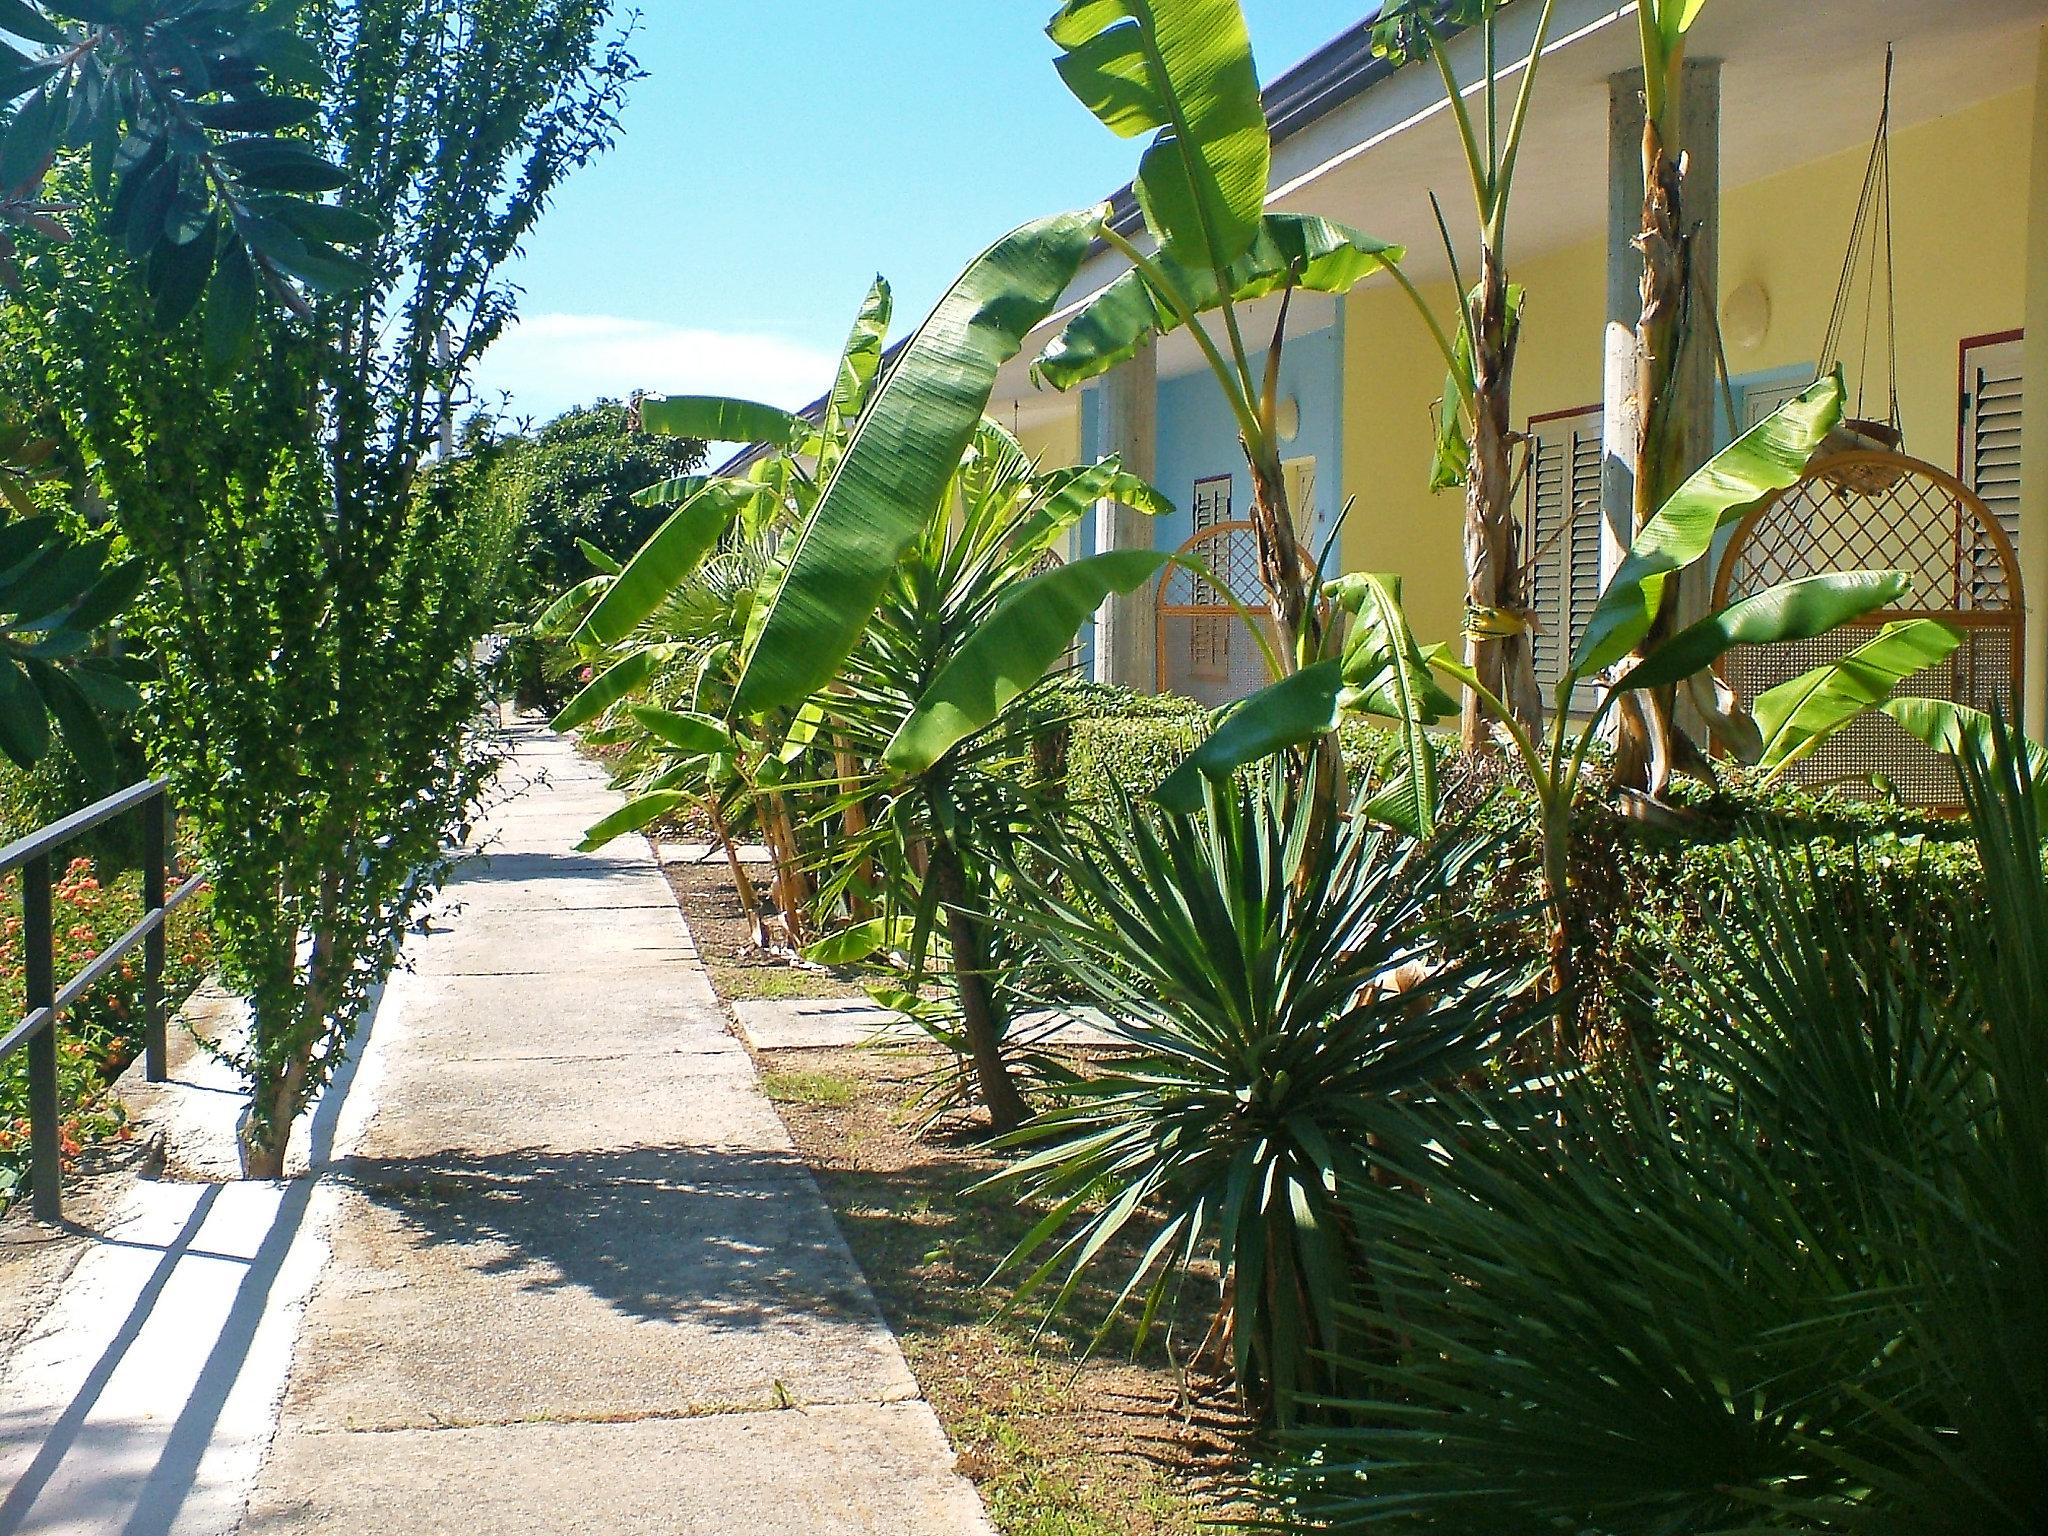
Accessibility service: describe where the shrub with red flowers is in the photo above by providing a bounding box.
[0,858,215,1204]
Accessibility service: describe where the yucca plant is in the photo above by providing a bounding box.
[1281,720,2048,1531]
[992,765,1547,1424]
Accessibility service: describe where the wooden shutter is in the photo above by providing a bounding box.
[1525,405,1603,705]
[1961,333,2024,607]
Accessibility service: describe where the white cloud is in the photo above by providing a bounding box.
[467,313,837,431]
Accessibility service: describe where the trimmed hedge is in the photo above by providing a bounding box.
[1041,686,1984,1031]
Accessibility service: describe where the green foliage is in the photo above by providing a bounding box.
[0,0,367,343]
[995,765,1545,1423]
[439,403,707,604]
[732,211,1097,716]
[0,0,639,1174]
[1033,214,1402,391]
[1045,0,1269,274]
[1282,732,2048,1532]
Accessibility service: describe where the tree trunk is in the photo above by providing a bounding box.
[1460,249,1544,754]
[1612,116,1715,794]
[923,833,1030,1135]
[1245,449,1348,837]
[1246,446,1317,673]
[704,794,764,944]
[239,1040,307,1180]
[832,736,876,923]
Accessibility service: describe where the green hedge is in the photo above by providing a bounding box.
[1042,687,1983,1031]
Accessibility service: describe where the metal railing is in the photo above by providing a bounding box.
[0,779,204,1223]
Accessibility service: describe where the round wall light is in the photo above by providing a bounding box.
[1276,395,1302,443]
[1723,280,1771,353]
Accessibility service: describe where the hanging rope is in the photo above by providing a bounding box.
[1818,46,1902,438]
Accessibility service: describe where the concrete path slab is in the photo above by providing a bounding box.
[244,1402,990,1536]
[266,718,987,1531]
[0,717,990,1535]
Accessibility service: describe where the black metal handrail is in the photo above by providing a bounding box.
[0,778,204,1223]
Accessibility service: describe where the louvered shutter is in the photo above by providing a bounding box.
[1525,406,1603,707]
[1961,334,2024,607]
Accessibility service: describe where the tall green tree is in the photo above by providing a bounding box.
[472,402,708,598]
[2,0,640,1177]
[0,0,360,775]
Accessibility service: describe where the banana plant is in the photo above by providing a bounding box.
[1609,0,1726,793]
[1159,375,1958,1033]
[815,421,1171,1131]
[549,281,897,926]
[705,210,1186,1129]
[1033,0,1428,828]
[1372,0,1566,750]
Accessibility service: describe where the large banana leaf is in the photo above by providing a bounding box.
[1878,698,2048,807]
[1331,572,1456,837]
[576,791,692,853]
[630,475,706,509]
[1047,0,1268,274]
[819,277,893,471]
[1009,457,1173,555]
[627,705,738,759]
[732,211,1097,716]
[885,549,1170,775]
[552,648,672,732]
[1571,372,1842,682]
[1753,619,1960,772]
[1154,659,1346,814]
[532,574,609,641]
[1037,215,1404,390]
[1616,570,1912,693]
[573,481,763,649]
[639,394,806,449]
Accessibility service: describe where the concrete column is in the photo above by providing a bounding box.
[1601,60,1722,585]
[2022,27,2048,732]
[1092,338,1159,690]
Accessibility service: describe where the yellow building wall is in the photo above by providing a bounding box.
[1338,82,2039,655]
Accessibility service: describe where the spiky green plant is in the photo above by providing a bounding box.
[1281,720,2048,1531]
[992,766,1546,1423]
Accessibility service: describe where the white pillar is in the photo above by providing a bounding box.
[2021,27,2048,732]
[1092,338,1159,690]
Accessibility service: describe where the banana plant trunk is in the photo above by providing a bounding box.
[922,831,1029,1134]
[1612,114,1713,794]
[1461,252,1544,752]
[1246,451,1346,827]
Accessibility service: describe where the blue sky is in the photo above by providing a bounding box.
[469,3,1356,427]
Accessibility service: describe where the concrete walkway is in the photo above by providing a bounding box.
[0,721,992,1535]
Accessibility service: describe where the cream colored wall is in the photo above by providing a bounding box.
[1339,82,2040,655]
[1016,411,1081,470]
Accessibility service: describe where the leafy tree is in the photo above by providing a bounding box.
[1,0,639,1177]
[452,401,707,598]
[0,0,358,775]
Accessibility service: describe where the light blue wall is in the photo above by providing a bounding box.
[1152,320,1345,563]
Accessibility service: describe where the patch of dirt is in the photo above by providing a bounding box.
[663,857,875,1002]
[663,842,1252,1536]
